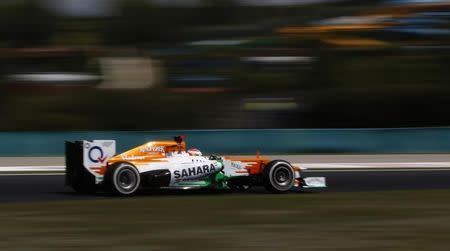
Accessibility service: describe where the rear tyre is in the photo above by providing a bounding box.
[263,160,295,193]
[104,162,141,196]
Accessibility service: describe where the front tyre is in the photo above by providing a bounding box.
[263,160,295,193]
[104,162,141,196]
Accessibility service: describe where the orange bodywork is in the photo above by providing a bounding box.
[108,141,185,163]
[97,141,186,175]
[224,156,302,175]
[224,156,271,175]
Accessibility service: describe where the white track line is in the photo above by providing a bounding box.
[0,173,64,176]
[0,162,450,174]
[0,166,65,172]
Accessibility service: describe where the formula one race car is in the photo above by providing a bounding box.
[65,136,326,196]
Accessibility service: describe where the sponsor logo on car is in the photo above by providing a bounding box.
[140,145,165,153]
[231,161,244,169]
[88,146,108,163]
[174,164,217,179]
[120,153,146,160]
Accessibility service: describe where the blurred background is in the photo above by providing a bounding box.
[0,0,449,131]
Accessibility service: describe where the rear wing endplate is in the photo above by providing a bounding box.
[65,140,116,187]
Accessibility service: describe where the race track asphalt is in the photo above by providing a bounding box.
[1,170,450,203]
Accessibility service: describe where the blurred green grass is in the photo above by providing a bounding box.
[1,189,450,250]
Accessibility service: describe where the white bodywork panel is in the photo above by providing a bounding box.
[132,154,223,186]
[302,177,327,188]
[221,158,251,177]
[82,140,116,184]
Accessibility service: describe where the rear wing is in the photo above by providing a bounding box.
[65,140,116,191]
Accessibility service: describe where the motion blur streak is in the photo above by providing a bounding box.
[0,0,449,130]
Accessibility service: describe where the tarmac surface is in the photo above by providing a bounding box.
[0,170,449,203]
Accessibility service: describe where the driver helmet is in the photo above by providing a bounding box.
[188,148,202,156]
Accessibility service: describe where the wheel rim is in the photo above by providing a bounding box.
[116,168,138,192]
[274,167,291,186]
[269,164,294,191]
[274,168,289,185]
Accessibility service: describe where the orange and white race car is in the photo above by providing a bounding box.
[65,136,326,196]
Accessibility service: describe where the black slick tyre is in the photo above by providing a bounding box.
[104,162,141,196]
[263,160,295,193]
